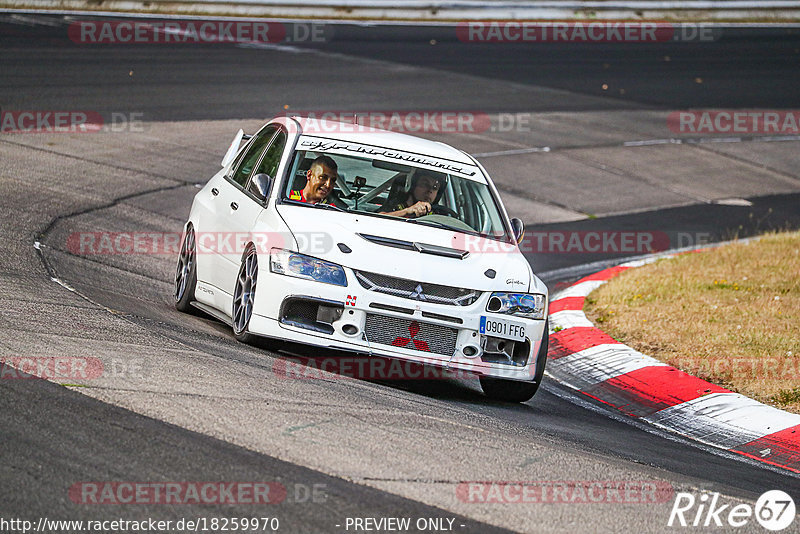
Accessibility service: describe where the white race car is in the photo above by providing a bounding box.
[175,116,549,402]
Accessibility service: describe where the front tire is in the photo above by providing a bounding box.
[174,225,197,313]
[232,246,259,344]
[480,319,549,403]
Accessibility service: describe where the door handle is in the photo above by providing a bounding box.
[211,188,219,196]
[230,202,239,211]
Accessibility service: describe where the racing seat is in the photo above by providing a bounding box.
[378,174,410,212]
[289,157,315,192]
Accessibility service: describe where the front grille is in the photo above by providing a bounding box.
[364,314,458,357]
[355,270,480,306]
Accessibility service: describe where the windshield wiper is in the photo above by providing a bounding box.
[404,218,456,231]
[311,202,347,213]
[283,198,349,212]
[407,218,510,242]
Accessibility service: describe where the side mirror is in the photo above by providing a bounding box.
[250,173,273,201]
[510,217,525,244]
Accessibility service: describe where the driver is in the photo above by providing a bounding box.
[289,155,338,204]
[379,171,445,218]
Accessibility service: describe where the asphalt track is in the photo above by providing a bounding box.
[1,14,800,533]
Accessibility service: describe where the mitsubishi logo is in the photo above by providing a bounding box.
[391,321,430,352]
[409,284,427,301]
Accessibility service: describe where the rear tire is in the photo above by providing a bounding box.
[174,225,197,313]
[480,319,549,403]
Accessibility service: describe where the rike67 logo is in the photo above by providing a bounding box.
[669,490,795,531]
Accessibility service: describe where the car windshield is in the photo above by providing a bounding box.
[282,149,511,241]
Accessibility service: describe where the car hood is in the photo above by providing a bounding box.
[276,205,536,293]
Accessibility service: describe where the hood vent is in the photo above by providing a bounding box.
[358,233,468,260]
[358,233,415,251]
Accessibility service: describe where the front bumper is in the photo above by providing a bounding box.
[249,266,547,382]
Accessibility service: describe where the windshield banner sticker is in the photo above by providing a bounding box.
[298,139,478,177]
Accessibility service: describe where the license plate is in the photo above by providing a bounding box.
[480,316,526,342]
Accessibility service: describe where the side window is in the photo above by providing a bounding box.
[229,125,278,187]
[254,131,287,181]
[249,130,287,199]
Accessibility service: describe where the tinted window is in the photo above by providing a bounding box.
[249,131,287,199]
[254,131,286,181]
[230,125,278,187]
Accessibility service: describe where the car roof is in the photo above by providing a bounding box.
[280,116,476,166]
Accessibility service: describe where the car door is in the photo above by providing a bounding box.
[202,124,279,296]
[219,127,289,302]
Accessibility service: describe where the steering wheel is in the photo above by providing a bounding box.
[430,204,458,218]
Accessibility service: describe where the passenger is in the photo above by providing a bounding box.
[289,155,338,204]
[379,171,445,218]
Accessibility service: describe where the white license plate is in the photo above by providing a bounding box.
[480,316,526,342]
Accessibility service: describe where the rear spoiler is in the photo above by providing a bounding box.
[220,130,253,168]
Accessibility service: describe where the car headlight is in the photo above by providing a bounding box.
[486,292,546,319]
[269,248,347,287]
